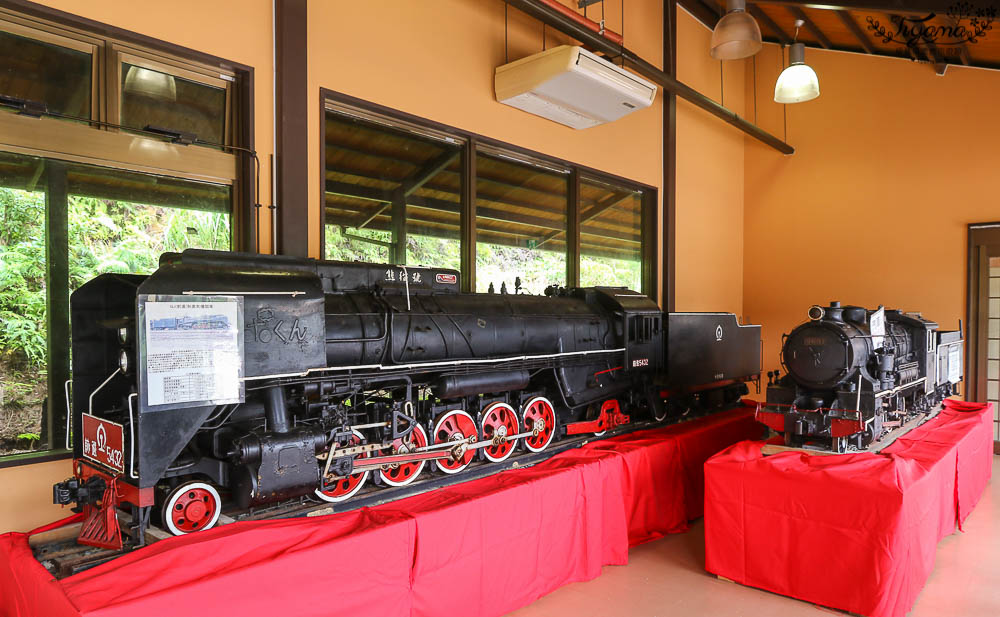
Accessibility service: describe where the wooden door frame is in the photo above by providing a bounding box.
[967,222,1000,453]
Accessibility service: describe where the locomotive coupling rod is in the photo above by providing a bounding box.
[345,450,455,474]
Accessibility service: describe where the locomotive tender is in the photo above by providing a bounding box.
[757,301,963,453]
[54,250,760,547]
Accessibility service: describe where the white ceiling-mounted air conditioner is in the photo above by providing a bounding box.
[495,44,657,130]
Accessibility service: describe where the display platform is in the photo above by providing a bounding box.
[704,400,994,617]
[0,403,762,617]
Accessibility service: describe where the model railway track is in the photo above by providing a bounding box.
[34,410,733,579]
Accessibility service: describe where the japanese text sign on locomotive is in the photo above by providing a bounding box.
[81,413,125,473]
[138,295,245,409]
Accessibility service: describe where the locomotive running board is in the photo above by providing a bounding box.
[760,404,943,457]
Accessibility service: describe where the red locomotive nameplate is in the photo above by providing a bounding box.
[82,413,125,474]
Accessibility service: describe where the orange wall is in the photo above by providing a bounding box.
[744,43,1000,373]
[0,460,74,533]
[675,8,745,315]
[306,0,664,293]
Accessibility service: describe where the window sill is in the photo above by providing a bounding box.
[0,449,72,470]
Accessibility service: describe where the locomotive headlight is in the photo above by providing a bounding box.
[119,349,130,375]
[118,326,129,345]
[807,305,825,321]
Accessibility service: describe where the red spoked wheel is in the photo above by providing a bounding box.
[315,430,369,503]
[433,409,478,474]
[522,396,556,453]
[379,424,429,487]
[481,402,520,462]
[163,481,222,535]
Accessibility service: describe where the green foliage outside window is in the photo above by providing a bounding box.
[0,186,229,455]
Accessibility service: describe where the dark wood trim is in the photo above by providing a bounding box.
[994,440,1000,455]
[460,139,477,292]
[567,169,580,288]
[663,0,677,312]
[750,1,959,14]
[275,0,309,257]
[677,0,720,29]
[236,68,257,253]
[44,161,69,451]
[0,449,71,470]
[642,187,658,300]
[966,223,1000,403]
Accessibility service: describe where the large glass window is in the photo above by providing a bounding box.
[475,151,568,294]
[579,177,643,290]
[0,151,231,456]
[120,59,229,146]
[0,26,93,119]
[323,107,463,269]
[321,96,654,297]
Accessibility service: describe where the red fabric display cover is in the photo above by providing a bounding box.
[0,405,761,617]
[704,400,994,617]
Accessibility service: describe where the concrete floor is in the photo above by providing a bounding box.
[507,457,1000,617]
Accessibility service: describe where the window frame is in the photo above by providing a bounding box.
[0,0,257,466]
[320,88,659,299]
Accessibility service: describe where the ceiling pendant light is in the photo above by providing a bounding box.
[710,0,763,60]
[774,21,820,104]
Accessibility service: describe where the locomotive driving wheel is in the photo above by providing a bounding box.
[522,397,556,452]
[481,402,520,462]
[162,481,222,536]
[379,424,429,486]
[316,430,370,503]
[433,409,478,474]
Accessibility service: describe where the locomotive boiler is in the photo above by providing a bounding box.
[757,301,963,453]
[53,250,760,547]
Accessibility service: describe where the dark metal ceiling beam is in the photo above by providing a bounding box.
[787,6,832,48]
[756,1,956,13]
[748,4,792,46]
[835,10,875,53]
[677,0,721,29]
[504,0,794,154]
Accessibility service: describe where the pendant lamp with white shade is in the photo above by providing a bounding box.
[774,21,820,104]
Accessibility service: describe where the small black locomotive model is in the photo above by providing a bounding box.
[53,250,760,547]
[757,301,963,453]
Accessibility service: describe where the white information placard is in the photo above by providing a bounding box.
[948,346,961,383]
[870,307,886,350]
[143,298,244,407]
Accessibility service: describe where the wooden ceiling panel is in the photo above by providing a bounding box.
[686,1,1000,71]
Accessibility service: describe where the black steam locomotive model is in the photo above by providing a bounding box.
[54,250,760,547]
[757,301,963,453]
